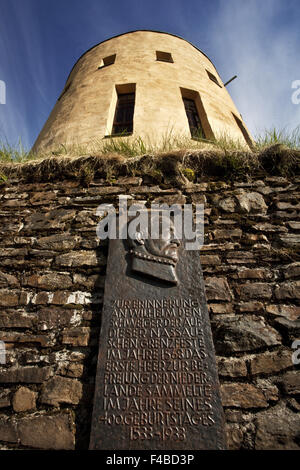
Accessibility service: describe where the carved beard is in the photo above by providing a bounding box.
[130,249,178,285]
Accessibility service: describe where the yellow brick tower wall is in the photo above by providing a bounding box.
[32,30,252,152]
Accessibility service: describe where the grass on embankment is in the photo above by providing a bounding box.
[0,128,299,184]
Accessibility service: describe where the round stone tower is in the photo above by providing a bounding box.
[32,30,253,152]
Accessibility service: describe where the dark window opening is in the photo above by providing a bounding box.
[206,70,222,87]
[232,113,253,148]
[183,97,205,139]
[156,51,174,63]
[112,93,135,135]
[99,54,116,69]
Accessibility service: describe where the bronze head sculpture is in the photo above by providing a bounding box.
[128,212,181,285]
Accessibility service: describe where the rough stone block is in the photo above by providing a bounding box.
[213,316,281,354]
[0,366,52,383]
[255,404,300,449]
[275,281,300,300]
[204,277,232,301]
[55,250,105,267]
[25,209,76,231]
[35,233,79,251]
[236,282,273,300]
[266,304,300,321]
[283,263,300,279]
[277,371,300,396]
[18,413,75,449]
[12,387,37,412]
[61,327,90,346]
[40,376,83,406]
[250,350,293,375]
[221,383,268,408]
[0,271,19,287]
[24,272,73,290]
[217,357,247,377]
[235,191,267,214]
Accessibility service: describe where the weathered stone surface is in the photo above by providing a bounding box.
[221,383,268,408]
[0,366,52,383]
[273,317,300,340]
[209,303,233,314]
[256,379,279,402]
[73,273,105,289]
[235,191,267,214]
[0,419,18,443]
[25,209,76,231]
[58,363,84,378]
[30,191,57,205]
[190,193,206,204]
[31,290,94,306]
[200,255,221,266]
[0,271,19,287]
[276,202,300,211]
[0,248,27,257]
[226,251,255,264]
[236,268,273,280]
[225,423,244,450]
[255,404,300,449]
[217,357,247,377]
[36,307,76,330]
[40,376,82,406]
[214,196,236,213]
[0,331,51,347]
[236,282,273,300]
[250,350,293,375]
[277,371,300,396]
[12,387,37,412]
[283,263,300,279]
[253,222,287,232]
[279,234,300,247]
[0,290,30,306]
[24,272,73,290]
[213,316,281,354]
[0,389,10,408]
[212,228,242,240]
[152,193,186,205]
[287,221,300,230]
[0,311,35,328]
[237,301,264,313]
[266,304,300,321]
[61,327,90,346]
[18,413,75,449]
[204,277,232,301]
[55,250,105,267]
[35,233,79,251]
[275,281,300,300]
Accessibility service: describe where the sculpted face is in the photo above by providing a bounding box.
[142,220,180,263]
[129,213,181,285]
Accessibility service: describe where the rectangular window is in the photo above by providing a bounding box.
[206,70,222,87]
[99,54,116,69]
[112,92,135,135]
[183,97,205,139]
[232,113,253,147]
[156,51,174,63]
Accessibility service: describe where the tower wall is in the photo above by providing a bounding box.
[32,31,252,152]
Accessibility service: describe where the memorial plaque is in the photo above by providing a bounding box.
[89,216,227,450]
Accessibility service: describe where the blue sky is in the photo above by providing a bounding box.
[0,0,299,149]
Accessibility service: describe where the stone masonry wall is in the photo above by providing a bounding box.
[0,173,299,450]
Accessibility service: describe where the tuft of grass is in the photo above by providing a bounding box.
[254,126,300,150]
[0,126,300,171]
